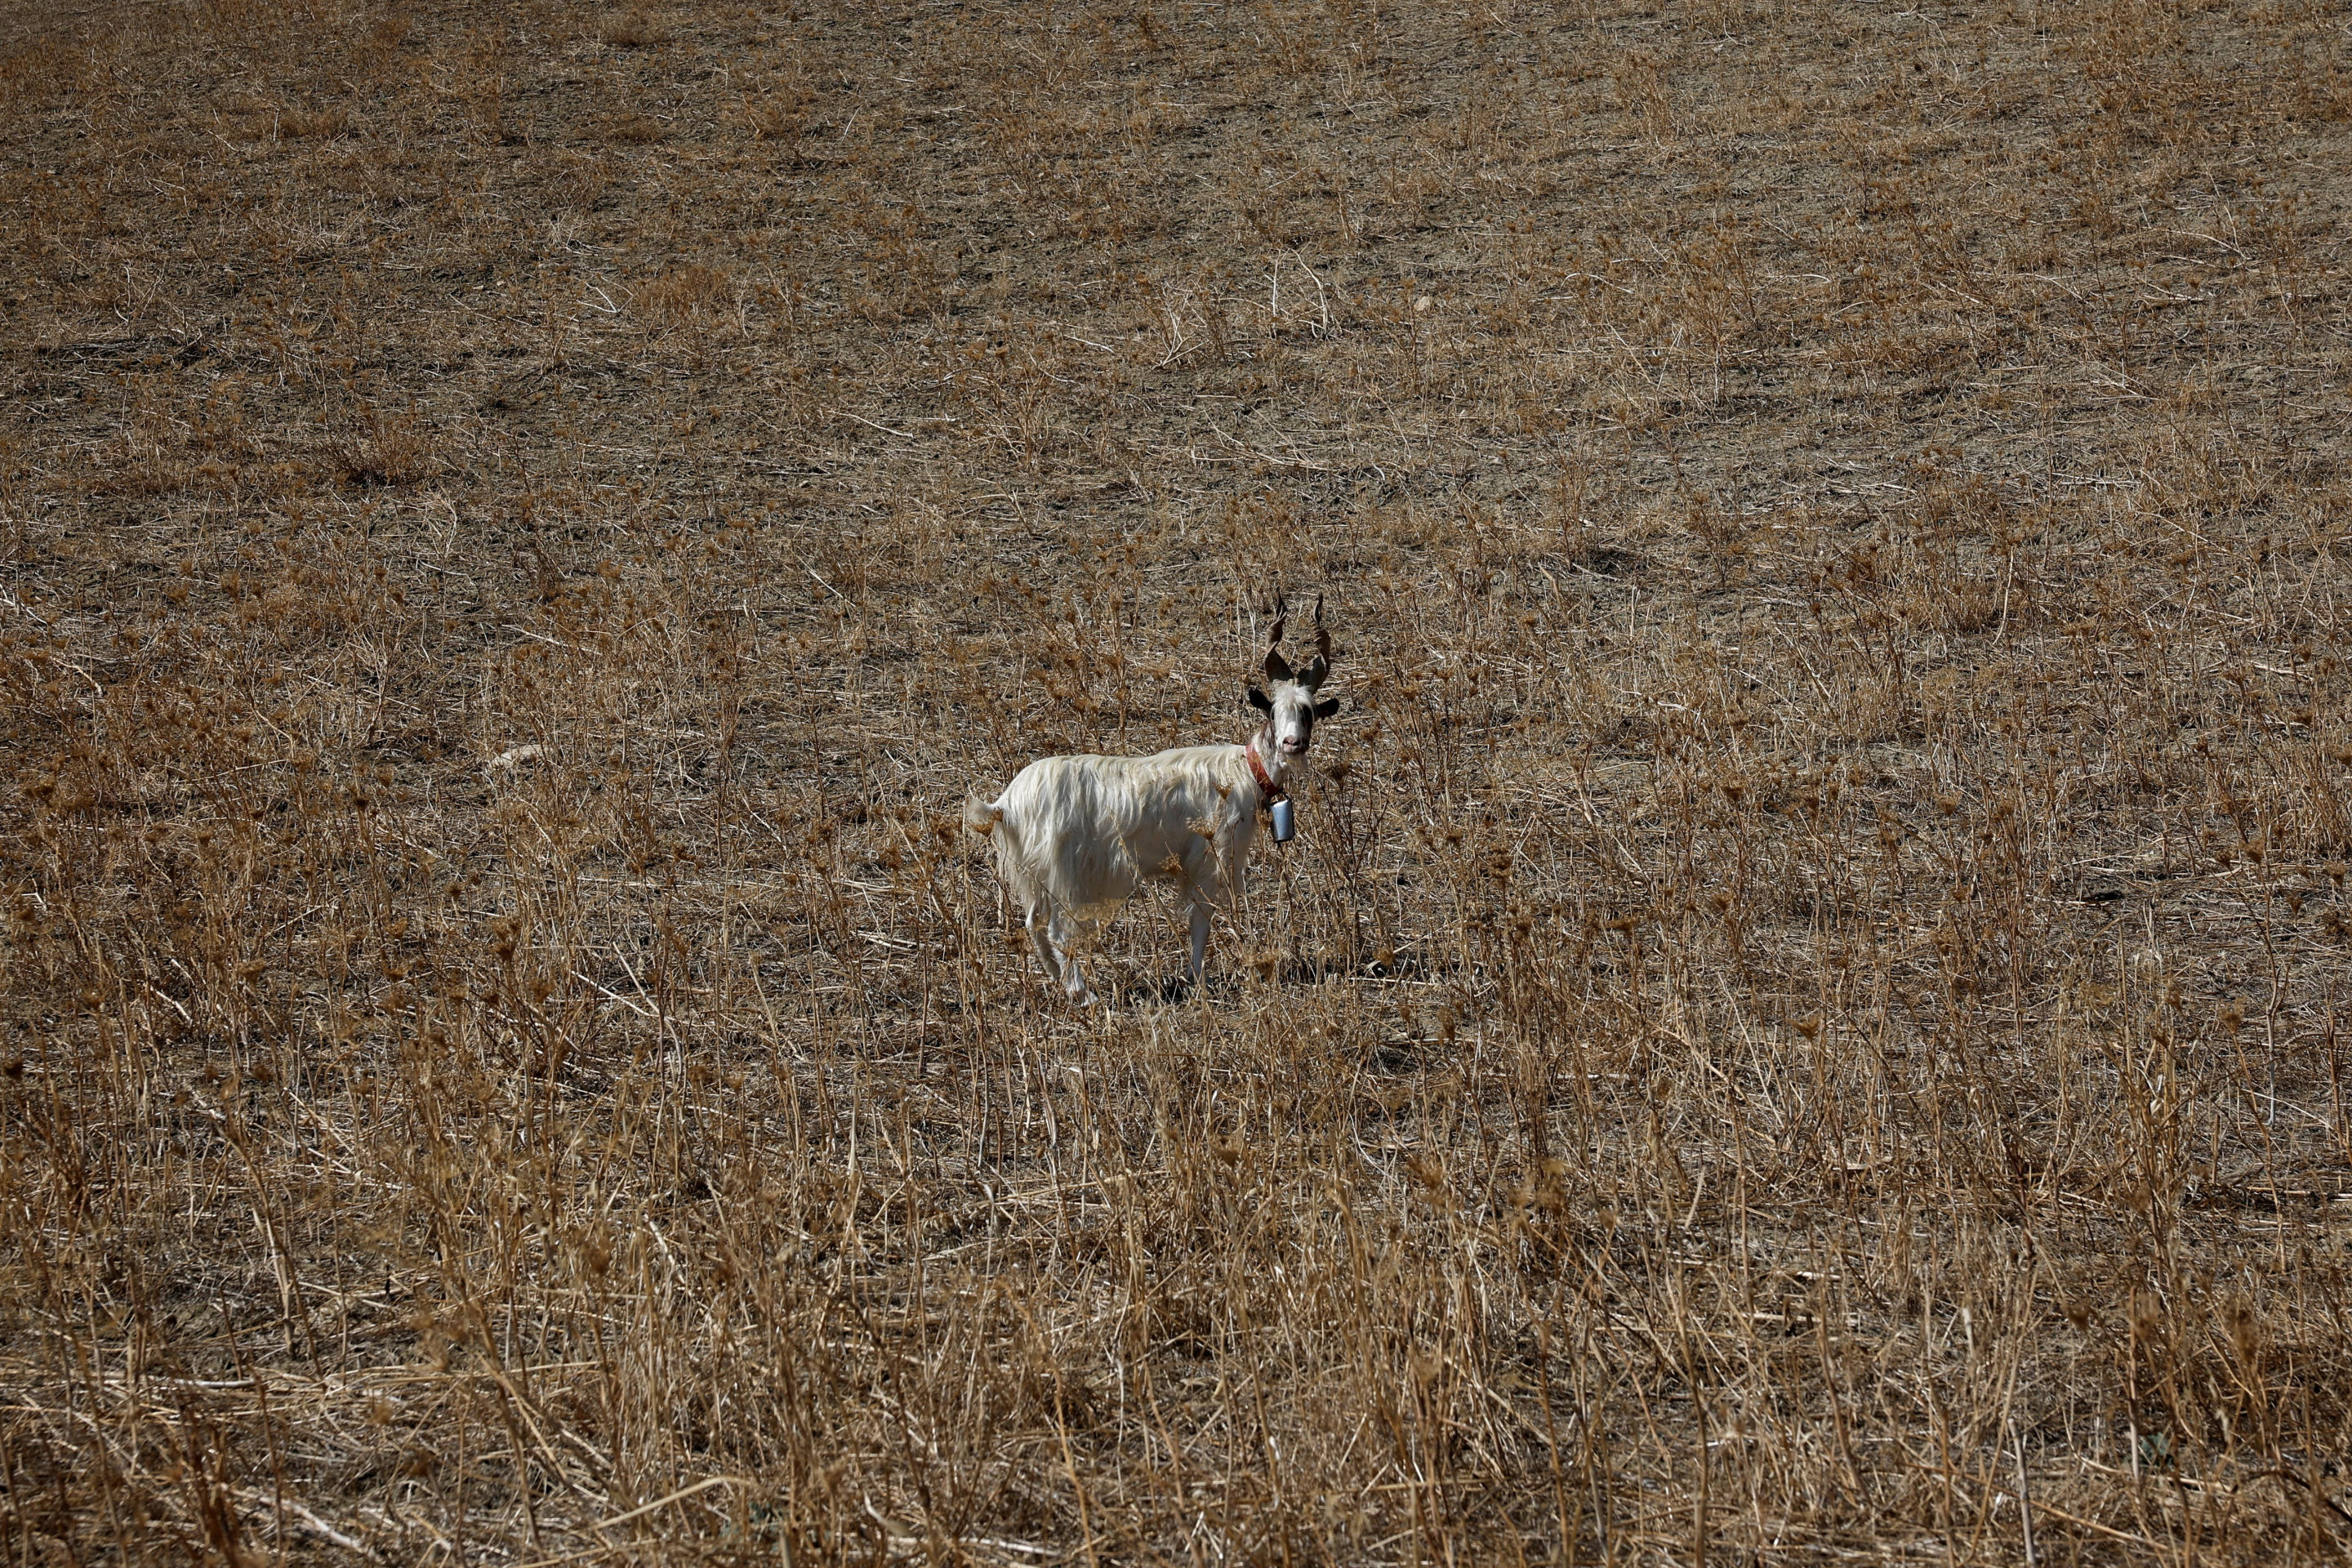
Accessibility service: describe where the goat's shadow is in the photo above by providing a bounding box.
[1085,942,1462,1009]
[1080,972,1205,1009]
[1147,973,1200,1006]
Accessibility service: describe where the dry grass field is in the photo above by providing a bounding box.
[5,0,2352,1561]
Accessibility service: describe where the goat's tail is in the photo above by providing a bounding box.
[963,796,1005,837]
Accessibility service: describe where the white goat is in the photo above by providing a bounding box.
[965,599,1343,1005]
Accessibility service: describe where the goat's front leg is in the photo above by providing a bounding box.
[1187,896,1212,986]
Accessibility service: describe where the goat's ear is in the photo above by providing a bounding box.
[1312,696,1342,719]
[1246,684,1273,713]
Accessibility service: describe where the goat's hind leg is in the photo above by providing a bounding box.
[1049,907,1098,1007]
[1021,899,1064,994]
[1022,898,1097,1008]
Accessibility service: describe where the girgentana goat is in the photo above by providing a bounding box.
[966,599,1343,1005]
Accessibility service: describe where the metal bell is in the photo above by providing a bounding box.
[1269,797,1296,843]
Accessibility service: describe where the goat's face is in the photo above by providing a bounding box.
[1248,674,1339,756]
[1245,597,1341,758]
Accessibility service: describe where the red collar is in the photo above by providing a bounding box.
[1245,736,1284,800]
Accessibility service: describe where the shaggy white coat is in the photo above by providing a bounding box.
[972,602,1335,1004]
[966,737,1293,1005]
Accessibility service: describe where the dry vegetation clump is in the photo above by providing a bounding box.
[6,0,2352,1561]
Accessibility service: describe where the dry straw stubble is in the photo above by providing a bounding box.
[3,0,2351,1561]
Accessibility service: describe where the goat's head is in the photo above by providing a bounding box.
[1245,594,1341,757]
